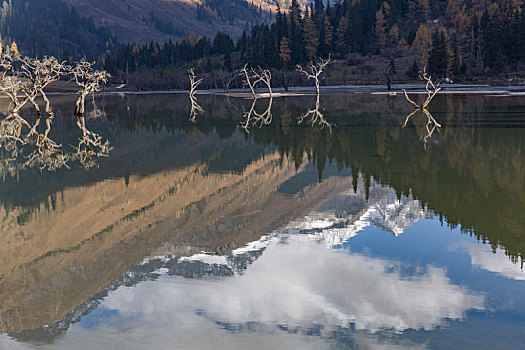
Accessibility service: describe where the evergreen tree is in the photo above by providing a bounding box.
[302,16,319,60]
[334,16,348,57]
[429,28,449,78]
[319,15,334,57]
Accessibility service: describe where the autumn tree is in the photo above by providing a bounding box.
[279,36,291,68]
[389,24,400,44]
[398,37,409,51]
[375,2,390,45]
[412,24,432,66]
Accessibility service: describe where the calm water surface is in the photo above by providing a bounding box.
[1,93,524,349]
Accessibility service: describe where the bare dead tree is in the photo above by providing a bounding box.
[188,68,203,97]
[71,60,110,115]
[0,76,32,117]
[0,51,111,172]
[239,64,258,98]
[19,56,67,146]
[239,64,274,98]
[401,66,442,148]
[19,56,66,116]
[402,66,442,112]
[297,95,333,131]
[296,55,334,95]
[223,74,237,93]
[251,67,273,97]
[215,69,237,92]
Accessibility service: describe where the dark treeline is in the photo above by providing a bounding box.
[105,0,525,85]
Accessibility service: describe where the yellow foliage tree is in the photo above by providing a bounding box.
[398,37,409,51]
[10,40,18,55]
[389,24,400,44]
[411,24,432,66]
[375,2,390,45]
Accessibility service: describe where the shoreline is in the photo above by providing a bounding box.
[103,83,525,97]
[2,83,524,101]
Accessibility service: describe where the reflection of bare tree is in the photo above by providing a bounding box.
[402,67,441,149]
[0,50,111,174]
[240,97,273,133]
[86,94,107,120]
[189,95,204,123]
[403,109,441,149]
[74,115,111,169]
[297,95,333,131]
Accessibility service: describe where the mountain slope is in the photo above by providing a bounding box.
[62,0,273,44]
[0,0,116,59]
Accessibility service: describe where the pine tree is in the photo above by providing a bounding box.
[319,15,333,57]
[429,28,449,78]
[302,16,319,60]
[335,16,348,57]
[289,0,303,63]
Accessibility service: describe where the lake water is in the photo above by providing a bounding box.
[1,93,524,349]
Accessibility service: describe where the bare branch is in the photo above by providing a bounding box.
[240,98,273,133]
[70,60,110,115]
[402,89,420,109]
[420,67,441,109]
[188,68,203,97]
[297,95,333,131]
[189,95,204,123]
[296,55,333,95]
[249,66,273,97]
[74,115,111,168]
[239,64,257,99]
[0,52,112,173]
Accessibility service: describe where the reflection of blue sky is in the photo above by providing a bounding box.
[78,307,119,330]
[3,196,525,349]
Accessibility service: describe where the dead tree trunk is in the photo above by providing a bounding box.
[296,56,333,95]
[71,60,110,115]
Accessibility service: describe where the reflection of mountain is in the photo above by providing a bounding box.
[6,177,432,343]
[0,145,353,334]
[2,93,524,342]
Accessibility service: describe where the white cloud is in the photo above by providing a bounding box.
[103,240,484,334]
[460,242,525,281]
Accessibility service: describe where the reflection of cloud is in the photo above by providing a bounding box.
[104,241,483,335]
[461,242,525,281]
